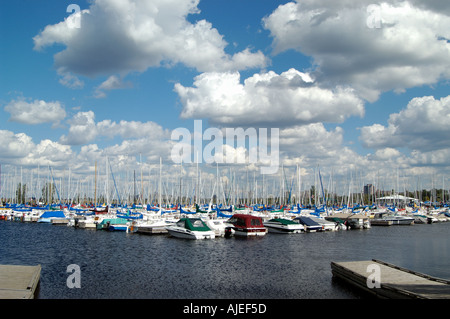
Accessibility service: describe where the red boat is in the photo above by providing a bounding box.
[225,214,267,237]
[90,205,109,214]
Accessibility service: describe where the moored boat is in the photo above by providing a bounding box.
[96,218,128,230]
[372,212,414,225]
[204,218,234,237]
[263,218,304,234]
[292,216,323,232]
[309,216,341,231]
[166,217,216,239]
[37,210,67,223]
[225,214,267,237]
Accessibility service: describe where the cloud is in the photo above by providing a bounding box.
[175,68,364,127]
[0,130,35,159]
[59,110,170,146]
[21,139,74,167]
[0,130,74,168]
[59,111,98,145]
[263,1,450,101]
[58,68,84,89]
[360,95,450,152]
[4,97,66,125]
[33,0,268,81]
[94,75,132,98]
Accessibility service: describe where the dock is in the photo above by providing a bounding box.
[331,259,450,299]
[369,219,393,226]
[0,264,41,299]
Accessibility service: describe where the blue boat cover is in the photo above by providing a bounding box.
[39,210,66,219]
[295,216,320,226]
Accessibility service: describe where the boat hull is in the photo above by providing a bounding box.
[264,223,304,234]
[166,226,215,239]
[230,227,268,237]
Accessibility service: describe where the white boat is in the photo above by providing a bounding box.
[292,216,323,232]
[37,210,67,223]
[372,212,414,225]
[0,208,12,220]
[204,218,234,237]
[309,216,341,231]
[263,218,305,234]
[77,216,100,229]
[324,216,349,230]
[135,218,176,234]
[409,214,428,224]
[166,217,216,239]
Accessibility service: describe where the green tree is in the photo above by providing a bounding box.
[16,183,27,204]
[41,182,56,204]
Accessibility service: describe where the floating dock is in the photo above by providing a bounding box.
[369,219,393,226]
[0,264,41,299]
[331,259,450,299]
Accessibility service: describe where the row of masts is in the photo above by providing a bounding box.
[0,161,448,208]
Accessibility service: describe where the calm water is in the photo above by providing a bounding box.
[0,220,449,299]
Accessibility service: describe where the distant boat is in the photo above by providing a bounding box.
[166,217,216,240]
[90,205,109,214]
[309,216,342,231]
[135,215,176,235]
[37,210,67,223]
[372,212,414,225]
[225,214,267,237]
[263,218,305,234]
[204,218,234,237]
[96,218,128,230]
[292,216,323,232]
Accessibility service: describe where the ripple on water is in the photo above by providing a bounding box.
[1,220,449,298]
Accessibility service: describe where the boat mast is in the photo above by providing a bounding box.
[94,161,97,207]
[159,157,162,212]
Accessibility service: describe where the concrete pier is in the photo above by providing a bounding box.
[0,264,41,299]
[331,259,450,299]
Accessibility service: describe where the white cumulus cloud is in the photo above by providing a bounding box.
[33,0,268,81]
[175,68,364,127]
[263,0,450,101]
[360,95,450,152]
[4,97,66,125]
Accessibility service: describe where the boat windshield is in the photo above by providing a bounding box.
[250,218,262,226]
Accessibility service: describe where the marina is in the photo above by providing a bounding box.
[1,0,450,308]
[0,201,449,300]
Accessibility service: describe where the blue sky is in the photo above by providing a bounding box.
[1,0,450,196]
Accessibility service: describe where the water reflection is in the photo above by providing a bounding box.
[0,221,448,299]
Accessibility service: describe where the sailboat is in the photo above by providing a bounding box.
[135,158,177,234]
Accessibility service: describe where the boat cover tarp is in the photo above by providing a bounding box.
[268,218,297,225]
[294,216,320,226]
[183,218,211,231]
[39,210,66,219]
[216,207,232,218]
[179,206,196,214]
[97,218,128,226]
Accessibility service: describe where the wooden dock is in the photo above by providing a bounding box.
[369,219,393,226]
[0,264,41,299]
[331,259,450,299]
